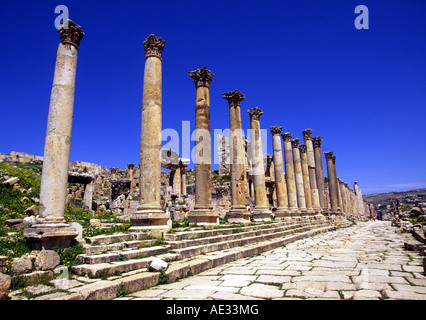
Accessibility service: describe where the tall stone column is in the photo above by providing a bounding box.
[187,66,217,226]
[24,20,84,249]
[180,161,188,196]
[302,129,321,212]
[130,34,170,236]
[299,145,314,215]
[312,136,327,213]
[291,139,307,213]
[270,126,290,218]
[281,133,298,213]
[332,155,342,214]
[223,90,250,224]
[324,152,340,215]
[247,108,271,222]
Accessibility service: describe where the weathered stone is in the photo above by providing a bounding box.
[0,273,11,300]
[89,219,101,227]
[404,241,423,251]
[23,205,38,216]
[34,250,60,271]
[4,177,19,186]
[69,222,83,241]
[12,257,33,274]
[150,258,168,271]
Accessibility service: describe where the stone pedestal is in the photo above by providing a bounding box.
[24,20,84,250]
[187,66,218,226]
[270,126,290,218]
[281,133,298,214]
[223,90,250,224]
[130,34,170,237]
[248,108,271,222]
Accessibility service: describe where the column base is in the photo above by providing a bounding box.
[23,221,78,250]
[226,207,251,225]
[252,207,272,222]
[187,208,219,227]
[274,208,292,219]
[130,209,171,237]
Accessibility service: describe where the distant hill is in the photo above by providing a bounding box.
[363,188,426,207]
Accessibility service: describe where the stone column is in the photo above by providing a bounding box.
[247,108,271,222]
[187,66,217,226]
[24,20,84,249]
[111,167,117,179]
[312,136,327,213]
[127,164,135,192]
[130,34,170,236]
[299,145,314,215]
[173,166,181,195]
[291,139,307,213]
[180,161,188,196]
[270,126,290,218]
[223,90,250,224]
[332,155,342,214]
[324,152,340,215]
[302,129,321,213]
[281,133,298,213]
[83,179,94,210]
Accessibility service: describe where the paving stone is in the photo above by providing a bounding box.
[184,284,239,293]
[240,283,283,299]
[161,289,217,299]
[256,275,292,285]
[352,290,382,300]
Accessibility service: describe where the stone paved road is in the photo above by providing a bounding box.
[120,221,426,300]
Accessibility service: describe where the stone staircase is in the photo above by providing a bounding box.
[37,216,353,300]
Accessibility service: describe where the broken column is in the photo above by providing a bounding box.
[312,136,327,213]
[270,126,290,217]
[187,66,217,226]
[291,139,307,213]
[324,152,340,215]
[130,34,170,236]
[180,160,188,196]
[24,20,84,249]
[299,145,314,215]
[302,129,321,213]
[247,108,271,222]
[281,132,298,214]
[223,90,250,224]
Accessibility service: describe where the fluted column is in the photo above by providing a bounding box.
[130,34,170,236]
[223,90,250,224]
[292,139,307,213]
[187,66,217,226]
[248,108,271,222]
[24,20,84,249]
[299,145,314,215]
[312,136,327,213]
[324,152,340,215]
[281,133,298,213]
[302,129,321,213]
[270,126,290,218]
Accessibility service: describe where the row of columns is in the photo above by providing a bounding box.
[25,23,358,249]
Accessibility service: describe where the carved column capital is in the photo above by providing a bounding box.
[332,155,336,164]
[270,126,282,135]
[247,107,263,121]
[143,34,165,60]
[223,90,245,107]
[299,144,307,153]
[291,138,300,148]
[312,136,323,148]
[188,66,214,88]
[302,128,313,141]
[324,151,334,160]
[281,132,292,142]
[58,20,85,50]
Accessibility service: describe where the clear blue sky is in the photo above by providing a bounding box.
[1,0,425,195]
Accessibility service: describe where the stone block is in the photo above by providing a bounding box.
[12,257,33,274]
[34,250,60,271]
[4,177,19,186]
[0,273,11,300]
[23,205,38,216]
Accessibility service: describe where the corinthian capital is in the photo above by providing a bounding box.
[223,90,245,107]
[299,144,307,153]
[143,34,165,60]
[302,128,313,141]
[247,107,263,121]
[324,151,334,160]
[188,66,214,88]
[312,136,323,148]
[270,126,282,135]
[281,132,292,142]
[291,138,300,148]
[58,20,85,50]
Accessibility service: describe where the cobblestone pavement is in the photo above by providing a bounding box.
[120,221,426,300]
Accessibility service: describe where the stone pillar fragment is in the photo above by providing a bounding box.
[187,66,217,226]
[291,139,307,213]
[270,126,290,218]
[180,161,188,196]
[247,108,271,222]
[281,133,298,213]
[127,164,135,192]
[130,34,170,236]
[24,20,84,249]
[302,129,321,213]
[299,145,314,215]
[324,152,340,215]
[223,90,250,224]
[312,136,327,213]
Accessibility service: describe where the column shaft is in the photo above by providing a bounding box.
[313,137,326,212]
[302,129,321,211]
[281,133,298,212]
[299,145,313,214]
[292,139,306,212]
[324,152,340,214]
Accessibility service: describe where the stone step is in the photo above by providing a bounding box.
[171,222,328,259]
[77,245,171,264]
[167,221,314,250]
[83,239,158,255]
[85,232,149,245]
